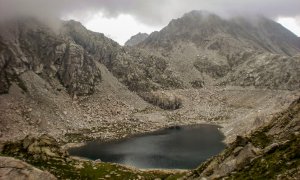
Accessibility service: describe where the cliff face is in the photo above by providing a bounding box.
[0,19,102,96]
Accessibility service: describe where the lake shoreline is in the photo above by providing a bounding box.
[67,123,226,169]
[63,122,224,151]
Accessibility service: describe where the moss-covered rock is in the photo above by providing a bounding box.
[140,91,183,110]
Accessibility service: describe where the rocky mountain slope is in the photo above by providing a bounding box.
[187,97,300,179]
[0,18,102,96]
[140,11,300,55]
[0,17,183,142]
[0,19,181,96]
[125,32,149,46]
[0,12,299,143]
[136,11,300,89]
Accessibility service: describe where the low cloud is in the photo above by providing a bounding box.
[1,0,300,26]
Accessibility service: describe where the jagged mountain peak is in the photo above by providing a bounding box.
[140,11,300,56]
[125,32,149,46]
[135,11,300,90]
[161,10,226,35]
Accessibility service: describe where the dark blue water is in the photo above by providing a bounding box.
[68,124,225,169]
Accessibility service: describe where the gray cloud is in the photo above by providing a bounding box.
[296,16,300,26]
[0,0,300,25]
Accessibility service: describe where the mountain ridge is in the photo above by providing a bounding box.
[133,11,300,90]
[139,11,300,55]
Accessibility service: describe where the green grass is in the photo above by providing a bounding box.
[1,140,185,180]
[249,130,271,149]
[229,136,300,179]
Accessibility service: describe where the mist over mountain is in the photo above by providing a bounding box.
[1,0,300,27]
[133,11,300,90]
[125,33,149,46]
[140,11,300,55]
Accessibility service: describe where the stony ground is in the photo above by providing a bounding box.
[1,74,299,145]
[187,97,300,179]
[1,96,299,179]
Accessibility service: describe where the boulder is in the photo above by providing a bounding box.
[0,156,57,180]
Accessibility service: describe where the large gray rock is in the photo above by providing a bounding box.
[0,156,57,180]
[57,42,101,95]
[23,134,68,159]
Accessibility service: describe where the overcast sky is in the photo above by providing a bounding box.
[1,0,300,44]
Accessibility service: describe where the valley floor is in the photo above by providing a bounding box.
[1,86,299,180]
[1,75,299,145]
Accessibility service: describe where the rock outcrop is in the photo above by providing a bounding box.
[0,156,57,180]
[0,18,101,96]
[2,134,68,160]
[111,48,183,92]
[221,53,300,90]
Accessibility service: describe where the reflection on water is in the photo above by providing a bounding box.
[68,124,226,169]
